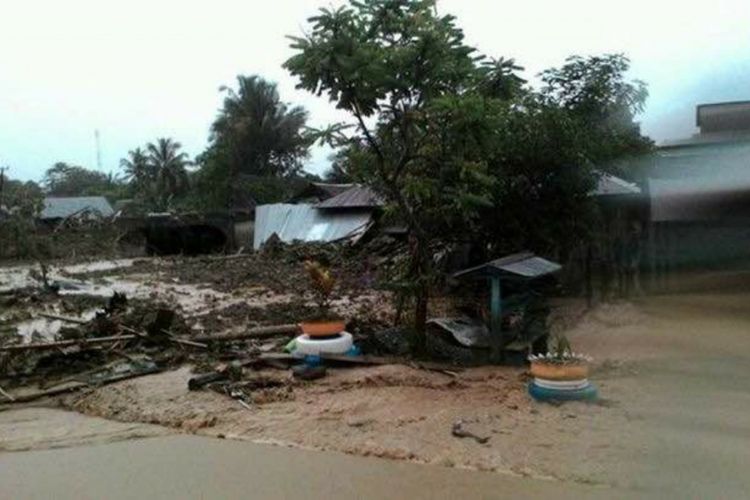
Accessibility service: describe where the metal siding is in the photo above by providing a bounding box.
[253,204,373,249]
[594,174,641,196]
[315,186,384,209]
[41,197,114,219]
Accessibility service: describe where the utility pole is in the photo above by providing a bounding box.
[95,129,103,171]
[0,165,7,208]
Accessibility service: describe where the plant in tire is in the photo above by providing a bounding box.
[300,260,346,336]
[528,333,593,380]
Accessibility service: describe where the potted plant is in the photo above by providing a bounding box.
[528,333,592,381]
[299,260,346,337]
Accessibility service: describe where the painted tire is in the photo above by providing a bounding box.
[299,321,346,337]
[294,331,353,356]
[533,378,590,391]
[528,382,598,402]
[529,362,589,381]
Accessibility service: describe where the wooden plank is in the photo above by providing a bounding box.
[0,335,137,352]
[38,313,88,325]
[191,324,300,343]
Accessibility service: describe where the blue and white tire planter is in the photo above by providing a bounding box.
[527,353,598,402]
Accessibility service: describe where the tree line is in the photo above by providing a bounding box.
[2,0,654,346]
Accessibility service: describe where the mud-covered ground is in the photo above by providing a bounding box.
[52,291,750,497]
[3,254,750,497]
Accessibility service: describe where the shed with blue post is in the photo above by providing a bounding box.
[451,252,562,363]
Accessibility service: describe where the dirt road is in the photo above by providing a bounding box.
[566,292,750,497]
[0,430,613,500]
[50,291,750,498]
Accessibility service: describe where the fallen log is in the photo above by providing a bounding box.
[0,334,137,352]
[256,353,462,375]
[0,382,87,404]
[188,372,227,391]
[1,365,162,405]
[0,385,15,402]
[119,325,208,349]
[191,324,300,343]
[316,354,463,373]
[38,313,88,325]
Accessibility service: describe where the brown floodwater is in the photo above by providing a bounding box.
[0,429,614,500]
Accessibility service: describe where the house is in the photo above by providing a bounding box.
[253,185,383,249]
[40,196,114,222]
[644,101,750,284]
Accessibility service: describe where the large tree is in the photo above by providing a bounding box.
[286,0,651,354]
[42,162,124,199]
[539,54,653,173]
[120,147,158,205]
[145,138,190,209]
[286,0,517,351]
[210,75,310,178]
[195,76,310,210]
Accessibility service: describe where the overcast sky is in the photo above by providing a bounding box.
[1,0,749,182]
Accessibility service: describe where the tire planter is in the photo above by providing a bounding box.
[529,361,589,381]
[294,331,353,356]
[533,378,590,391]
[528,381,598,402]
[299,320,347,338]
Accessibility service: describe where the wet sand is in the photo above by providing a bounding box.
[0,433,613,500]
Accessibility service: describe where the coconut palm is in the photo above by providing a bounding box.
[145,138,190,208]
[120,147,157,196]
[210,75,309,178]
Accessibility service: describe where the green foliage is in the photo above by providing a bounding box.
[209,75,310,178]
[1,178,44,216]
[285,0,518,350]
[145,138,191,209]
[0,177,49,260]
[188,75,311,211]
[120,147,158,206]
[540,54,653,169]
[119,138,191,211]
[286,1,652,353]
[42,162,128,201]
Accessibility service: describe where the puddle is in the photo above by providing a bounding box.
[14,310,99,343]
[60,259,137,275]
[0,259,137,294]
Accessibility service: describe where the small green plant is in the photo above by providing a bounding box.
[550,333,572,362]
[304,260,338,320]
[528,333,592,365]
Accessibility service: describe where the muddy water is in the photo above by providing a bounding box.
[0,408,169,451]
[0,427,611,500]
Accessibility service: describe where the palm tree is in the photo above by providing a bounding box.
[210,75,309,178]
[120,147,156,195]
[145,138,190,208]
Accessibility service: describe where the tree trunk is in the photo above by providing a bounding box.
[409,234,429,356]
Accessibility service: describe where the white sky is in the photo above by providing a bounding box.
[1,0,749,181]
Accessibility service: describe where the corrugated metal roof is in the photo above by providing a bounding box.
[41,197,114,220]
[315,185,384,209]
[453,252,562,280]
[253,203,373,249]
[288,182,354,203]
[594,173,641,196]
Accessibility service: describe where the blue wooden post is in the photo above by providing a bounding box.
[490,276,502,363]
